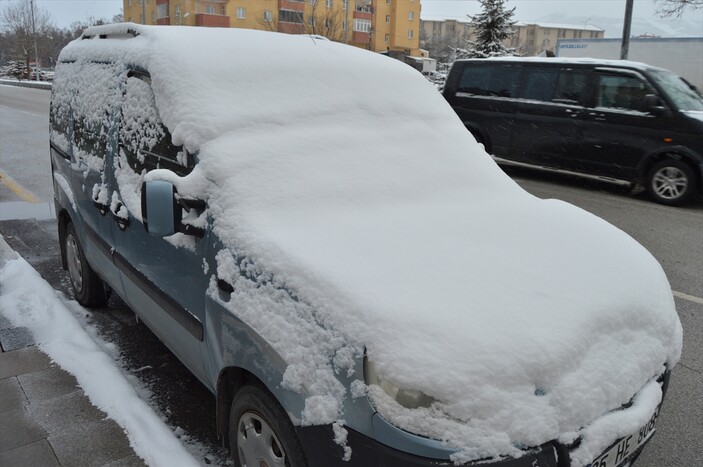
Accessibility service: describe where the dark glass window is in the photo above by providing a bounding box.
[279,9,304,24]
[553,70,588,105]
[596,74,651,111]
[457,65,520,98]
[522,68,559,102]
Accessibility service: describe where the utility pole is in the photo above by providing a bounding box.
[620,0,634,59]
[30,0,40,80]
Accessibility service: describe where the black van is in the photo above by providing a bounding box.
[443,57,703,205]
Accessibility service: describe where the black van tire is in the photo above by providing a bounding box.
[229,385,307,467]
[646,159,696,206]
[64,222,110,307]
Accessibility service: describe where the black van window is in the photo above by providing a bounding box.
[596,74,651,112]
[119,74,192,176]
[522,68,559,102]
[553,70,588,105]
[457,65,519,98]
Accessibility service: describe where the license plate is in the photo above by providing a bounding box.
[589,405,660,467]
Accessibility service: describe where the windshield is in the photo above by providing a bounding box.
[649,70,703,112]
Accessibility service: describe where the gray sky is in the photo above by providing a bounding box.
[3,0,700,35]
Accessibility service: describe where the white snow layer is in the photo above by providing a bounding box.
[0,253,199,467]
[59,24,682,463]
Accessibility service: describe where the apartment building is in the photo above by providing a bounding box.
[420,17,604,57]
[514,22,604,56]
[123,0,422,56]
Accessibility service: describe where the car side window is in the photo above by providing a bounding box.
[522,68,559,102]
[119,72,192,176]
[552,70,588,105]
[596,74,652,112]
[72,62,120,160]
[457,65,520,98]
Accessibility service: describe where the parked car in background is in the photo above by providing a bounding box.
[443,57,703,205]
[51,24,682,467]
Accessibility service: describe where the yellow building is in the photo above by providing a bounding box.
[123,0,422,56]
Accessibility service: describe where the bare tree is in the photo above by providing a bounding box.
[656,0,703,16]
[1,0,52,73]
[257,1,349,44]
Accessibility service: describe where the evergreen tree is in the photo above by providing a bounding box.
[455,0,517,59]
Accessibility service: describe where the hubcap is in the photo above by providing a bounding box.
[652,166,688,200]
[66,233,83,294]
[237,412,286,467]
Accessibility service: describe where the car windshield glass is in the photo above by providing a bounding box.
[649,70,703,111]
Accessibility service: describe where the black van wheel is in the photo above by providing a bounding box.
[65,222,110,307]
[646,159,696,206]
[229,385,307,467]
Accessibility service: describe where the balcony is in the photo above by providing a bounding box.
[195,13,230,27]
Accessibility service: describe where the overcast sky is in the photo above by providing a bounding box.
[3,0,700,34]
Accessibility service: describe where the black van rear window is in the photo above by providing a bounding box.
[457,65,520,98]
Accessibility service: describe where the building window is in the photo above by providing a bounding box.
[385,33,389,42]
[343,0,348,10]
[386,15,390,23]
[263,10,272,21]
[408,11,414,20]
[558,29,566,38]
[156,3,168,19]
[308,16,315,26]
[279,9,304,24]
[544,29,550,35]
[542,39,550,47]
[590,31,598,38]
[354,19,371,33]
[407,29,413,39]
[327,0,333,7]
[206,5,215,15]
[237,7,246,19]
[128,0,132,6]
[575,30,582,38]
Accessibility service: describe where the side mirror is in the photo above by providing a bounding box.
[141,180,180,236]
[642,94,670,117]
[141,180,206,237]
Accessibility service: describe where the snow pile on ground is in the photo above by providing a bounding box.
[0,249,199,467]
[58,24,683,463]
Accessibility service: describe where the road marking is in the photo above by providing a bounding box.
[0,171,40,203]
[673,291,703,305]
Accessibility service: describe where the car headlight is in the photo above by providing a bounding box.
[364,357,436,409]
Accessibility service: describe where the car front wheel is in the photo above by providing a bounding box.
[646,159,696,206]
[229,385,307,467]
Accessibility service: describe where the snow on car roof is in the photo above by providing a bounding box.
[59,24,682,463]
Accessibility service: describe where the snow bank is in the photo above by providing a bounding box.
[56,24,683,463]
[0,250,199,467]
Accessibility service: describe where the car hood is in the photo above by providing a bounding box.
[188,116,682,461]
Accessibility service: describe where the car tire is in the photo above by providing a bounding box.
[229,385,307,467]
[646,159,696,206]
[65,222,110,307]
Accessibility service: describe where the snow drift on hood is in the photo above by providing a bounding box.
[61,24,682,463]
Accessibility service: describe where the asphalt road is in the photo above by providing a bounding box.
[1,84,701,467]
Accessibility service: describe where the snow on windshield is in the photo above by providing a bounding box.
[59,24,682,464]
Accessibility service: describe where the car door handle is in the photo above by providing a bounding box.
[92,195,108,216]
[110,202,130,230]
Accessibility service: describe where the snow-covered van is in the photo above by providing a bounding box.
[443,57,703,206]
[50,24,682,467]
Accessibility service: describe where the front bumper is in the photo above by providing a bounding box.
[296,370,672,467]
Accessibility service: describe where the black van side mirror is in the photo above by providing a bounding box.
[642,94,670,117]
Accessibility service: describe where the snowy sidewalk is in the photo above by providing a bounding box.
[0,236,144,466]
[0,234,199,466]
